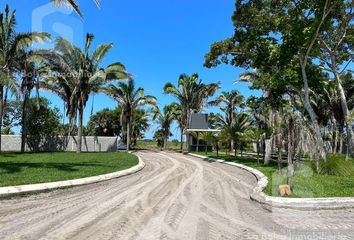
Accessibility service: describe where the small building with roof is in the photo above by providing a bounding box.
[186,113,220,152]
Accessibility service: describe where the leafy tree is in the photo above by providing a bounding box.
[2,100,21,135]
[204,0,345,160]
[25,98,62,151]
[318,2,354,155]
[58,123,78,136]
[2,97,62,151]
[86,108,122,136]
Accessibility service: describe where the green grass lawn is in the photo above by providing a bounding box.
[136,140,185,151]
[0,152,138,187]
[194,151,354,198]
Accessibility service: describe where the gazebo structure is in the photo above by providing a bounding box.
[186,113,221,152]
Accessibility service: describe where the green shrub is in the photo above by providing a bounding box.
[310,154,354,176]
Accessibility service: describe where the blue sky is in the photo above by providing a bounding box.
[3,0,259,139]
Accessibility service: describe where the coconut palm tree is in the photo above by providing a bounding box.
[209,90,244,126]
[103,79,156,151]
[16,53,51,152]
[209,90,244,150]
[163,74,219,151]
[152,104,175,150]
[220,112,252,157]
[199,131,218,155]
[40,33,130,153]
[168,102,184,151]
[244,128,263,165]
[50,0,100,17]
[238,71,289,164]
[0,5,50,152]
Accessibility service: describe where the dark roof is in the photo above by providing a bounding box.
[189,113,209,130]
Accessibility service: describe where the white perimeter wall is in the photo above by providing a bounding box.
[1,135,119,152]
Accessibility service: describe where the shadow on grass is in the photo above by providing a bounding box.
[0,162,104,174]
[203,153,279,168]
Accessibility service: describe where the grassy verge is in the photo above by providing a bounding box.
[193,151,354,198]
[0,152,138,187]
[136,140,185,151]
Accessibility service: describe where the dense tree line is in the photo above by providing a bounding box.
[0,4,154,153]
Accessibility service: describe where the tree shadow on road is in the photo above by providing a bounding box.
[0,162,104,174]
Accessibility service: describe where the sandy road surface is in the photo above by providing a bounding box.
[1,150,354,240]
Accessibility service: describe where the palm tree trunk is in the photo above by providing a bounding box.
[339,129,343,154]
[276,133,282,173]
[264,138,273,165]
[334,127,339,153]
[0,86,3,153]
[256,141,260,165]
[186,110,191,152]
[163,136,167,150]
[277,149,282,173]
[21,90,30,153]
[180,128,183,152]
[196,132,199,153]
[126,121,130,151]
[76,107,83,153]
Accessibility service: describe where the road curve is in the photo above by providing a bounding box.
[0,150,353,240]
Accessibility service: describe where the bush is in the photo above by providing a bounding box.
[171,139,179,146]
[311,154,354,176]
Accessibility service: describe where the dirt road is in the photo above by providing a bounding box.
[0,150,354,240]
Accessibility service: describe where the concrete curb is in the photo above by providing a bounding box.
[0,153,145,198]
[188,153,354,210]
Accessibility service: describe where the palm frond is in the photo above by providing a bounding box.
[92,43,113,65]
[50,0,83,17]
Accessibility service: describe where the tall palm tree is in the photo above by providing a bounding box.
[244,128,263,164]
[50,0,100,17]
[16,53,50,152]
[103,79,156,151]
[220,112,252,157]
[209,90,244,126]
[152,104,175,149]
[41,33,130,153]
[209,90,244,150]
[0,5,50,152]
[238,71,286,164]
[164,74,219,151]
[199,131,218,155]
[168,102,184,151]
